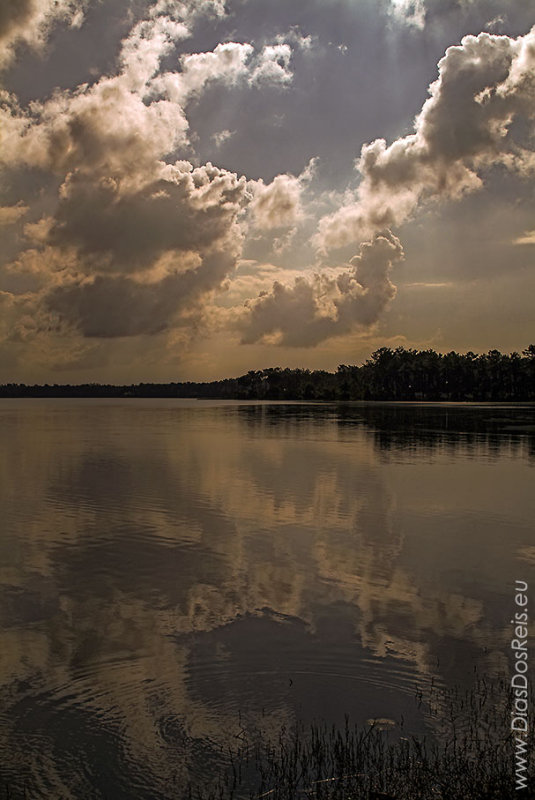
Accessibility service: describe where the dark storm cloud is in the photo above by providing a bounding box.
[0,0,300,349]
[45,246,237,337]
[47,165,246,272]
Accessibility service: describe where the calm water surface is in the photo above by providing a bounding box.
[0,400,534,798]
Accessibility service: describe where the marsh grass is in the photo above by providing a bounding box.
[188,677,535,800]
[1,677,533,799]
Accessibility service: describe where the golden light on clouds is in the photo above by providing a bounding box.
[0,0,533,381]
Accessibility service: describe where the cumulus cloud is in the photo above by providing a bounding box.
[0,18,256,179]
[43,247,238,338]
[0,0,87,69]
[0,0,304,354]
[152,41,255,105]
[0,0,297,181]
[249,174,304,231]
[248,159,316,231]
[46,162,246,271]
[318,26,535,250]
[5,1,532,368]
[7,158,247,338]
[249,44,293,87]
[239,233,403,347]
[261,22,535,350]
[0,77,188,182]
[119,14,191,92]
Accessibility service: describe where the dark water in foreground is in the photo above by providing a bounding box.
[0,400,534,798]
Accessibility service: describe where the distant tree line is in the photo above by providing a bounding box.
[1,345,534,401]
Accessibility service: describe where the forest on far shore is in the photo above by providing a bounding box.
[1,345,535,401]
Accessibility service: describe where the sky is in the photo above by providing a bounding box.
[0,0,534,383]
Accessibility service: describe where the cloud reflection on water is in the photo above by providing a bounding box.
[0,400,533,796]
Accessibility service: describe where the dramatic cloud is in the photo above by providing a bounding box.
[46,163,246,270]
[1,0,534,378]
[318,25,535,250]
[0,18,257,179]
[7,158,247,339]
[34,162,246,336]
[44,246,239,337]
[237,25,535,349]
[0,0,303,353]
[239,233,403,347]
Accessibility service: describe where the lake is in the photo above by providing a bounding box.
[0,400,533,798]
